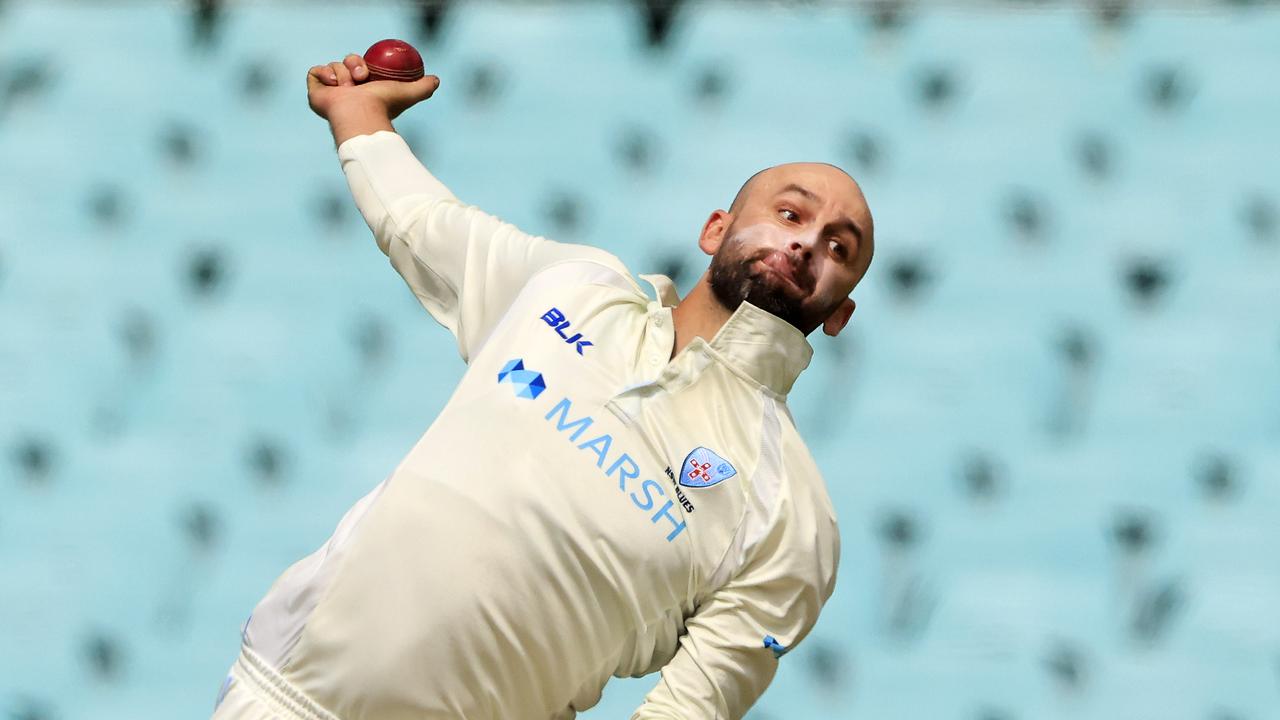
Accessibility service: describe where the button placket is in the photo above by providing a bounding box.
[643,306,674,374]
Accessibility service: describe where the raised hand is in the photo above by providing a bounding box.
[306,53,441,144]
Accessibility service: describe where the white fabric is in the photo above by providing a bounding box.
[232,131,840,720]
[211,645,339,720]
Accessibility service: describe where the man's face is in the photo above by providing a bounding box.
[706,163,874,335]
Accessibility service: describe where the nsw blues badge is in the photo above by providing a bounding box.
[679,447,737,489]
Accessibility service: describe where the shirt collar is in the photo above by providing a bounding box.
[638,274,814,396]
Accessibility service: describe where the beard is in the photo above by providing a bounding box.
[707,232,822,334]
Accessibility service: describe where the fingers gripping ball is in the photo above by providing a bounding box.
[363,39,424,82]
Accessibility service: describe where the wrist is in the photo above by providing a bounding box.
[327,97,395,147]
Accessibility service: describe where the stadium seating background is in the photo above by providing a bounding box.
[0,1,1277,718]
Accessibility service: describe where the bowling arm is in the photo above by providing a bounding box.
[337,130,630,363]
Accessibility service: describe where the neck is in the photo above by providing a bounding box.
[669,276,733,360]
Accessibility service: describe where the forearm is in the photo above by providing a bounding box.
[327,98,396,148]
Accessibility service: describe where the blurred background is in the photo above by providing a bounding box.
[1,0,1278,718]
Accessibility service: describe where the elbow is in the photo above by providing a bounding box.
[372,195,460,258]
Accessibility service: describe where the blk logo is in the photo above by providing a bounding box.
[540,307,593,355]
[498,358,546,399]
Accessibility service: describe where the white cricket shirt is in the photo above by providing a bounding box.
[240,131,840,720]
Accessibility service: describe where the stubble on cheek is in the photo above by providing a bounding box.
[707,222,820,331]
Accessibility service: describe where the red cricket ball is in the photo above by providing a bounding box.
[363,39,424,82]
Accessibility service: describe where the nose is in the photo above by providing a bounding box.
[787,238,812,264]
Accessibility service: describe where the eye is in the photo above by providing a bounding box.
[778,207,799,222]
[829,238,848,258]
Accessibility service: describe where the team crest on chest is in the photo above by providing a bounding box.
[679,447,737,489]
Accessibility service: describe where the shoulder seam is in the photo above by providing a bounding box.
[529,255,644,297]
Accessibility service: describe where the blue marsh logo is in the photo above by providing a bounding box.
[498,358,546,399]
[495,357,687,542]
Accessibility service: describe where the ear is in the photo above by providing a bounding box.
[822,297,856,337]
[697,209,732,256]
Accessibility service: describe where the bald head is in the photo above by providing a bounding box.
[726,162,874,282]
[730,162,858,213]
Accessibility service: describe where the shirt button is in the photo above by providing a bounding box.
[654,316,664,327]
[649,357,660,366]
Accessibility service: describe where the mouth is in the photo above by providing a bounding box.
[758,251,808,295]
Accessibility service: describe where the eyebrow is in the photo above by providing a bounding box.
[776,183,866,248]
